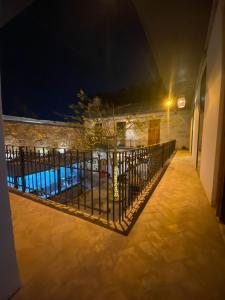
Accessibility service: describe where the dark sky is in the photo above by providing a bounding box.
[1,0,160,120]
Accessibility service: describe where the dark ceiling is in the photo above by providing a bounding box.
[133,0,213,101]
[0,0,35,27]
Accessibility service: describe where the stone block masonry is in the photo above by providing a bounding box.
[3,109,191,150]
[3,116,84,150]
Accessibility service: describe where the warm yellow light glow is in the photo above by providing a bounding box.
[113,166,119,199]
[164,98,174,108]
[167,100,172,107]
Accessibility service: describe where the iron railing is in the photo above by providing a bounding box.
[5,140,176,230]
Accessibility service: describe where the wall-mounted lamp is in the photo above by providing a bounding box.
[177,96,186,109]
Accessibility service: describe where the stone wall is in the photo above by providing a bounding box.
[131,110,191,149]
[3,116,84,150]
[97,110,191,149]
[3,110,191,150]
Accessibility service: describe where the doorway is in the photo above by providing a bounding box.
[148,119,160,146]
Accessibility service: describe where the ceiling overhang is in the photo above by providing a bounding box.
[132,0,212,102]
[0,0,35,28]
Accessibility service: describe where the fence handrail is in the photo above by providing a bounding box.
[5,139,176,154]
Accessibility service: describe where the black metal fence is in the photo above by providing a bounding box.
[6,140,176,226]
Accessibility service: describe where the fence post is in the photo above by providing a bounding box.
[19,147,26,192]
[161,143,165,168]
[14,177,18,189]
[57,167,61,193]
[56,150,61,194]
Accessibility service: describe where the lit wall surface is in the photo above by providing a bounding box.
[192,0,225,204]
[200,0,224,203]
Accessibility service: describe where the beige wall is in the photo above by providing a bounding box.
[192,0,225,204]
[191,58,206,167]
[199,0,224,203]
[191,104,200,166]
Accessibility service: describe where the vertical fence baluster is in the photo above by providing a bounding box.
[135,149,137,191]
[83,151,86,210]
[57,151,61,196]
[141,149,143,191]
[136,150,138,192]
[98,154,101,215]
[5,146,8,186]
[52,149,57,196]
[106,151,109,222]
[148,148,150,182]
[70,151,74,206]
[19,147,26,192]
[112,151,115,222]
[26,147,29,192]
[124,151,127,217]
[128,153,131,208]
[122,151,125,220]
[12,146,17,188]
[38,149,43,196]
[118,152,121,223]
[43,148,47,198]
[29,149,34,193]
[76,150,80,209]
[9,147,13,187]
[131,151,134,208]
[47,149,52,197]
[25,147,30,193]
[17,148,21,190]
[15,147,19,188]
[91,150,94,215]
[5,146,9,186]
[34,147,38,195]
[63,149,67,202]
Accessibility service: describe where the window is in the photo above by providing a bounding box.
[116,122,126,147]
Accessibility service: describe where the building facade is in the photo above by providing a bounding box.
[88,109,191,149]
[3,109,191,151]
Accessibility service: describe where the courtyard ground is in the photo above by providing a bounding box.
[10,151,225,300]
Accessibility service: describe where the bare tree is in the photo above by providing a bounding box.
[68,89,146,199]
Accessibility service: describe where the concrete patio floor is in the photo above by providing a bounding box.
[10,151,225,300]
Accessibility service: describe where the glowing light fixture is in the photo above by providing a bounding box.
[177,96,186,109]
[165,98,174,108]
[167,100,172,107]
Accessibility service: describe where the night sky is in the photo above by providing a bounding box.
[1,0,160,120]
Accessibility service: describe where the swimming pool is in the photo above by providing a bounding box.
[7,164,79,198]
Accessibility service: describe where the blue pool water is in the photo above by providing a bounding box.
[7,165,79,198]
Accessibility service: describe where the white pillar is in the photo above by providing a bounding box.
[0,77,21,299]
